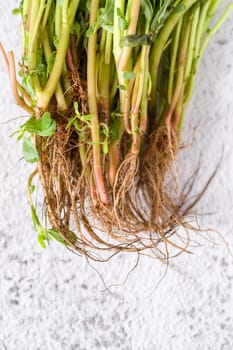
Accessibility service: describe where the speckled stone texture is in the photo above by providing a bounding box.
[0,2,233,350]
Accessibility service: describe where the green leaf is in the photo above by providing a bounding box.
[53,35,59,48]
[121,34,153,47]
[30,100,36,108]
[80,114,93,122]
[22,75,35,98]
[47,229,68,245]
[22,137,40,163]
[47,228,76,246]
[38,233,46,249]
[117,7,128,30]
[102,142,108,155]
[34,63,46,74]
[79,0,91,12]
[101,24,114,33]
[12,8,21,15]
[151,0,173,35]
[66,115,79,129]
[86,22,99,37]
[9,129,21,138]
[97,0,114,32]
[29,185,36,194]
[22,112,56,137]
[72,21,81,36]
[74,101,80,115]
[17,132,25,141]
[123,71,137,80]
[39,112,56,136]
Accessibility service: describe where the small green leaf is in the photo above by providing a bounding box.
[22,75,35,98]
[12,8,21,15]
[74,101,80,115]
[66,115,78,129]
[80,114,93,122]
[117,8,128,30]
[22,112,56,137]
[86,23,99,37]
[17,132,25,141]
[123,71,137,80]
[53,35,59,48]
[9,129,21,138]
[102,24,114,33]
[38,233,46,249]
[35,63,46,74]
[22,137,40,163]
[102,142,108,155]
[30,185,36,193]
[48,229,68,245]
[121,34,153,47]
[30,100,36,108]
[72,21,81,36]
[39,112,56,136]
[21,116,38,133]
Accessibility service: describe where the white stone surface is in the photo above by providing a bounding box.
[0,2,233,350]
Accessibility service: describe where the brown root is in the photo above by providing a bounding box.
[31,69,215,263]
[34,117,205,262]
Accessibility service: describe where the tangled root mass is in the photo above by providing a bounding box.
[33,74,203,261]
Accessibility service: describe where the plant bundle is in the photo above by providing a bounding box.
[0,0,232,260]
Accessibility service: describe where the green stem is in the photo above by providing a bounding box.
[184,2,233,109]
[79,143,93,192]
[98,31,111,118]
[88,0,108,203]
[37,0,80,110]
[105,31,113,65]
[22,0,30,53]
[165,14,192,128]
[193,1,211,60]
[203,0,221,33]
[184,4,200,81]
[139,67,150,134]
[23,0,30,22]
[42,28,68,111]
[117,0,141,71]
[29,0,46,54]
[27,0,41,93]
[149,0,199,114]
[41,0,53,31]
[199,3,233,57]
[168,18,183,104]
[108,0,126,186]
[131,46,150,154]
[55,1,62,39]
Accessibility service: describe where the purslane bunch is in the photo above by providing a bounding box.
[0,0,232,261]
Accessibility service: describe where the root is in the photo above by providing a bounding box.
[32,109,218,263]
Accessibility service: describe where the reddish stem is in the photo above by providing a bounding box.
[8,51,33,114]
[66,47,75,71]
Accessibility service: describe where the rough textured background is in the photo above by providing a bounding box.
[0,2,233,350]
